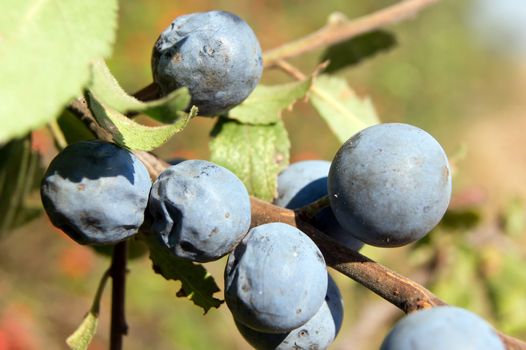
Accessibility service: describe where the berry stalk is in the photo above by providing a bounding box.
[109,241,128,350]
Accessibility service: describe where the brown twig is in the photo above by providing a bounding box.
[274,59,307,80]
[109,241,129,350]
[263,0,440,68]
[296,195,331,220]
[68,98,113,142]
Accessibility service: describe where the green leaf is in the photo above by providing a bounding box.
[320,30,396,73]
[66,312,99,350]
[89,59,145,112]
[89,59,192,123]
[142,233,223,313]
[0,0,118,143]
[210,118,290,201]
[0,137,44,237]
[88,94,195,151]
[310,75,379,143]
[226,80,312,124]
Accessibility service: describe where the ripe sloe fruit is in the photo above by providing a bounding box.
[235,274,343,350]
[380,306,505,350]
[225,222,328,333]
[329,123,452,247]
[147,160,251,262]
[40,140,152,245]
[152,10,263,116]
[275,160,331,209]
[275,160,364,251]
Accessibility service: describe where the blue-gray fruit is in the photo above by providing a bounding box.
[275,160,364,251]
[328,123,452,247]
[147,160,251,262]
[225,222,328,333]
[152,10,263,116]
[235,274,343,350]
[40,140,152,245]
[380,306,505,350]
[275,160,331,209]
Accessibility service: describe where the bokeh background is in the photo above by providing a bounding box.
[1,0,526,349]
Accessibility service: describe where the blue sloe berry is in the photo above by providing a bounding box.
[40,140,152,245]
[152,10,263,116]
[147,160,251,262]
[225,222,328,333]
[235,274,344,349]
[328,123,452,247]
[380,306,505,350]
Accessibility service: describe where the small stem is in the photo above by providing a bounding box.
[109,241,128,350]
[275,59,307,80]
[68,98,113,142]
[297,195,331,220]
[91,269,112,315]
[263,0,440,67]
[48,120,68,150]
[133,82,161,102]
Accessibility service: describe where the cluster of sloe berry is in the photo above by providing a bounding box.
[39,9,506,350]
[39,121,473,349]
[38,139,338,348]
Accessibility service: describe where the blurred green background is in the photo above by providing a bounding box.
[1,0,526,349]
